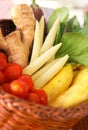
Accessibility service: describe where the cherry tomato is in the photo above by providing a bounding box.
[0,58,8,72]
[2,83,11,93]
[4,64,22,82]
[27,92,40,104]
[0,71,5,84]
[19,74,34,92]
[33,89,48,105]
[0,52,8,61]
[7,62,18,67]
[8,62,17,66]
[10,80,29,98]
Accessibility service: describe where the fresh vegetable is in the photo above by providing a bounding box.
[66,15,80,32]
[31,0,47,37]
[56,32,88,67]
[40,17,60,54]
[34,55,69,88]
[0,71,5,84]
[43,64,73,104]
[4,63,22,82]
[84,11,88,26]
[47,7,69,44]
[32,58,61,81]
[79,24,88,36]
[0,51,47,105]
[18,74,34,92]
[0,29,30,68]
[0,58,8,72]
[30,21,40,62]
[10,80,29,98]
[39,16,45,44]
[50,67,88,108]
[23,43,62,75]
[2,83,11,93]
[7,62,20,67]
[54,22,65,45]
[0,52,8,61]
[33,89,48,105]
[31,0,44,21]
[47,7,69,32]
[27,92,40,104]
[10,4,36,67]
[30,16,44,62]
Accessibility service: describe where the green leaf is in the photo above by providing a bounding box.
[55,32,88,66]
[54,22,65,45]
[47,7,69,32]
[84,12,88,26]
[66,15,80,32]
[79,25,88,36]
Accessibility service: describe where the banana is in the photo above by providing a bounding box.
[72,64,85,78]
[43,64,73,104]
[50,67,88,108]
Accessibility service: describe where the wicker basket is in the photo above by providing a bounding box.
[0,19,88,130]
[73,116,88,130]
[0,88,88,130]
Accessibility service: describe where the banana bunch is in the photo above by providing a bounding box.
[45,65,88,108]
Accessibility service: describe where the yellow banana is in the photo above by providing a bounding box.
[72,64,85,78]
[50,67,88,108]
[43,64,73,104]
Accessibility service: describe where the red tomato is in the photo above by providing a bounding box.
[0,58,8,72]
[2,83,11,93]
[33,89,48,105]
[27,92,40,104]
[0,71,5,84]
[10,80,29,98]
[4,64,22,82]
[0,52,8,61]
[19,74,34,92]
[7,62,18,67]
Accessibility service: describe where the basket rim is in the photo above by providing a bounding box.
[0,88,88,120]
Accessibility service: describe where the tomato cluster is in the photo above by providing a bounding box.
[0,51,48,105]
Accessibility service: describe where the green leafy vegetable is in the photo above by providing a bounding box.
[84,12,88,26]
[55,32,88,66]
[79,25,88,36]
[66,15,80,32]
[47,7,69,32]
[54,22,65,45]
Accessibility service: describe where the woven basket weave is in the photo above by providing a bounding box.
[73,116,88,130]
[0,19,88,130]
[0,88,88,130]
